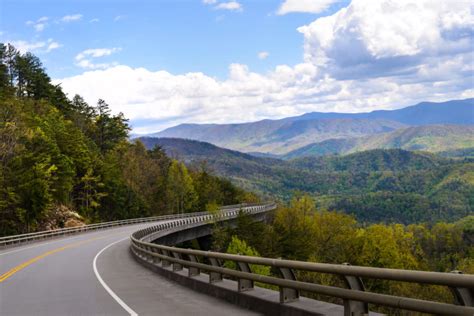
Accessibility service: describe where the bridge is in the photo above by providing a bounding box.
[0,204,473,315]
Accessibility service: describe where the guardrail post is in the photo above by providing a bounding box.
[161,250,171,268]
[450,271,474,307]
[236,261,254,292]
[172,252,183,271]
[151,247,161,265]
[187,254,200,277]
[209,257,223,283]
[278,267,299,303]
[147,246,156,262]
[341,263,369,316]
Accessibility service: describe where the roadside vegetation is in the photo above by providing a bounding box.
[0,43,257,236]
[212,195,473,313]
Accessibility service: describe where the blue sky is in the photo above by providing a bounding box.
[1,0,348,78]
[1,0,472,133]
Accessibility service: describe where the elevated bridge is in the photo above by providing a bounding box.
[0,204,473,315]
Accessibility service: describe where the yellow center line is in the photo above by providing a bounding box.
[0,233,125,283]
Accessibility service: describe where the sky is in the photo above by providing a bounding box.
[1,0,473,134]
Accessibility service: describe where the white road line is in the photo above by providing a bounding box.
[93,237,138,316]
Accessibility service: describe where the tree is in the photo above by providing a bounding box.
[94,99,130,153]
[166,160,197,213]
[76,168,106,218]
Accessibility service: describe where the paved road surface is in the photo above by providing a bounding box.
[0,222,258,315]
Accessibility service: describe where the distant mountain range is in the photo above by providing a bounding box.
[283,125,474,159]
[147,99,474,156]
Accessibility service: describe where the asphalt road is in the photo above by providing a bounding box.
[0,222,258,316]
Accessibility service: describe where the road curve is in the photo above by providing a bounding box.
[0,221,258,315]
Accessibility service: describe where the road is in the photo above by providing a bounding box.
[0,221,258,316]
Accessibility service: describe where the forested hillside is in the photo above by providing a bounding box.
[284,125,474,158]
[144,137,474,224]
[0,44,256,236]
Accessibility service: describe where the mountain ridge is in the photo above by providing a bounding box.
[148,98,474,155]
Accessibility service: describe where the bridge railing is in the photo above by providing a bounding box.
[130,204,474,315]
[0,203,259,248]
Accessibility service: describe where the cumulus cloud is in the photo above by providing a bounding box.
[277,0,339,15]
[55,0,473,134]
[61,14,83,22]
[297,0,473,79]
[258,51,270,60]
[75,48,121,69]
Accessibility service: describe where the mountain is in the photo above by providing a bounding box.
[154,118,406,154]
[139,137,289,195]
[139,137,473,224]
[288,98,474,125]
[284,125,474,159]
[149,99,473,155]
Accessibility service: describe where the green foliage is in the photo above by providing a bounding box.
[166,160,197,213]
[0,44,252,235]
[224,236,271,278]
[217,194,473,312]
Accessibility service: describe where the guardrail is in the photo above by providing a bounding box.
[131,203,474,315]
[0,203,259,248]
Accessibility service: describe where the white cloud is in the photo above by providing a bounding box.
[26,16,49,32]
[46,41,62,52]
[10,38,62,54]
[215,1,242,11]
[203,0,242,12]
[11,40,46,53]
[55,0,473,134]
[90,18,100,23]
[114,15,125,22]
[61,14,83,22]
[75,48,121,60]
[34,23,46,32]
[75,48,121,69]
[297,0,473,79]
[277,0,339,15]
[258,51,269,60]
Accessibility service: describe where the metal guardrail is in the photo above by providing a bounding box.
[130,204,474,315]
[0,203,258,248]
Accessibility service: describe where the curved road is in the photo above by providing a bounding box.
[0,222,258,315]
